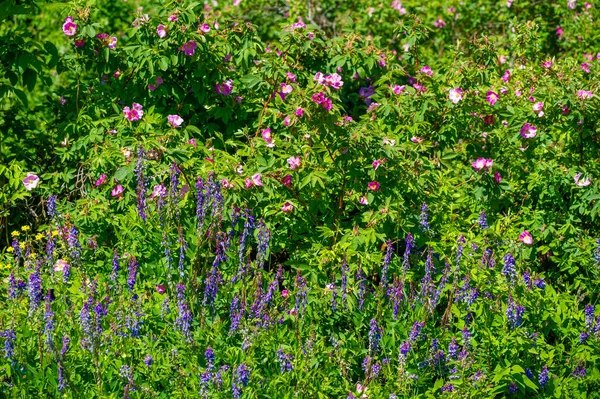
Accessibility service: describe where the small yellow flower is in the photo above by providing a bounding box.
[28,252,37,259]
[21,226,30,232]
[52,230,59,237]
[6,247,14,253]
[35,233,44,241]
[19,243,25,250]
[10,231,20,237]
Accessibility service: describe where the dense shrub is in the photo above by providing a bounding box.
[1,0,600,397]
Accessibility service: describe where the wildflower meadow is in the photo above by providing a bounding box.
[1,0,600,397]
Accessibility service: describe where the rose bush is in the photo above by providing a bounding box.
[1,0,600,397]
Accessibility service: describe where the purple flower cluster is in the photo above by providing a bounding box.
[276,348,294,373]
[368,318,382,354]
[420,202,431,232]
[402,233,414,271]
[175,283,193,341]
[506,295,525,328]
[127,256,138,291]
[232,363,250,399]
[502,253,517,284]
[381,240,394,286]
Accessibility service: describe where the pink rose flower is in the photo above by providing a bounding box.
[577,90,593,100]
[520,123,537,138]
[157,25,167,38]
[574,173,591,187]
[472,158,493,172]
[420,66,433,76]
[282,202,294,213]
[199,23,211,33]
[367,181,380,191]
[156,284,166,294]
[261,128,274,147]
[486,91,499,105]
[359,196,369,205]
[167,115,184,128]
[95,174,108,187]
[63,17,77,36]
[181,41,197,56]
[449,88,463,104]
[221,179,234,189]
[22,173,40,191]
[519,230,533,245]
[108,36,117,49]
[281,174,292,187]
[123,103,144,121]
[111,184,124,198]
[216,80,233,95]
[287,156,302,170]
[251,173,263,187]
[372,159,385,169]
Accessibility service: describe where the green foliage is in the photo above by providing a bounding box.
[0,0,599,398]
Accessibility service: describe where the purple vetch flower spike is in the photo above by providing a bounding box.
[205,347,215,371]
[58,364,67,391]
[390,278,404,320]
[502,253,517,284]
[196,177,207,233]
[419,202,431,232]
[45,229,56,269]
[276,348,294,373]
[381,240,394,287]
[229,294,244,333]
[539,365,549,387]
[482,247,494,269]
[44,293,55,348]
[208,175,225,231]
[144,355,153,366]
[398,341,411,362]
[341,256,349,308]
[506,295,525,328]
[585,305,595,331]
[368,318,382,354]
[408,321,425,342]
[79,297,94,351]
[60,336,70,358]
[67,227,81,261]
[294,272,309,315]
[330,283,337,313]
[448,337,459,359]
[127,256,139,292]
[256,219,270,269]
[47,195,58,220]
[478,210,489,229]
[175,283,193,341]
[28,267,43,313]
[169,163,181,220]
[356,266,367,310]
[199,371,211,398]
[234,210,255,282]
[111,250,120,285]
[178,232,188,278]
[11,238,22,262]
[402,233,414,272]
[232,363,250,399]
[8,271,19,299]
